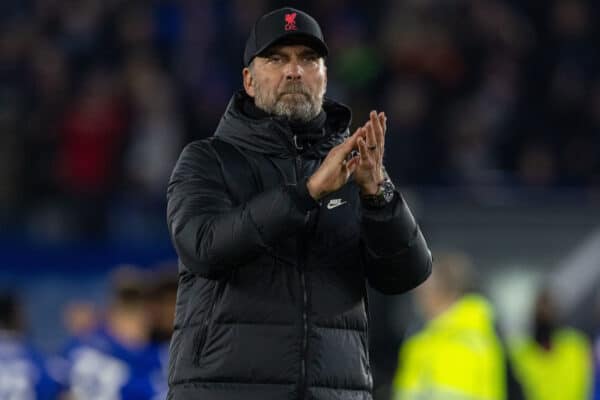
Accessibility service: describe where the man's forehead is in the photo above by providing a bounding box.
[259,43,321,57]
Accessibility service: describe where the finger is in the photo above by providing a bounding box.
[345,156,359,176]
[379,112,386,154]
[336,128,365,165]
[347,126,366,145]
[370,110,384,150]
[358,137,374,167]
[366,122,378,153]
[369,111,384,157]
[338,128,360,154]
[362,119,370,132]
[343,128,363,154]
[379,112,386,134]
[364,119,380,160]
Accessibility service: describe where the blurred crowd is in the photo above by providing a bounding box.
[1,1,599,399]
[0,264,177,399]
[391,252,598,400]
[2,253,600,399]
[1,0,600,241]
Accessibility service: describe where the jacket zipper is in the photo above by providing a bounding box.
[193,280,220,366]
[299,262,308,399]
[295,154,310,400]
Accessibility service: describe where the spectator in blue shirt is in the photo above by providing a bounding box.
[56,267,164,399]
[0,292,60,400]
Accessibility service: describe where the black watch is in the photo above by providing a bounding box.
[361,178,395,208]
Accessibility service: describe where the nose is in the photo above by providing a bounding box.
[284,60,302,81]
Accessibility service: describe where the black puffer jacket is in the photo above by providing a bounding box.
[166,92,432,400]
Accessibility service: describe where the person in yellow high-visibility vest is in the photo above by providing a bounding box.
[509,288,592,400]
[392,252,508,400]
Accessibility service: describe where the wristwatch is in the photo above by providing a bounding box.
[361,178,396,208]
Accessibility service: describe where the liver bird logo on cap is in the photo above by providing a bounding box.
[285,12,298,31]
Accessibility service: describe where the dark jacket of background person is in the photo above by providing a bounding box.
[165,91,432,400]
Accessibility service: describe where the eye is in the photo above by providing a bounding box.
[267,54,283,64]
[301,54,319,65]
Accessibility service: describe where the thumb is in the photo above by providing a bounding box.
[331,129,361,164]
[343,127,363,150]
[345,157,359,177]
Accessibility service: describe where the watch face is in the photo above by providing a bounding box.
[382,180,395,203]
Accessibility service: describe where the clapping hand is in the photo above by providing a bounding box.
[307,110,387,200]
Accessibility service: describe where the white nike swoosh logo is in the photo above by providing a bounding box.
[326,199,347,210]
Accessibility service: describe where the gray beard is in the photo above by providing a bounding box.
[254,81,324,122]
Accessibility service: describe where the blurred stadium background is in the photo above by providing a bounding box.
[1,0,599,398]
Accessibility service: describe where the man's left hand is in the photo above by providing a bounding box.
[348,110,387,195]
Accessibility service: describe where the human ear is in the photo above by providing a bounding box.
[243,68,255,98]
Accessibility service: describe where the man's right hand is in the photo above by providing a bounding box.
[306,128,363,200]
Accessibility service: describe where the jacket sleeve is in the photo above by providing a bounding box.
[167,141,318,278]
[361,191,432,295]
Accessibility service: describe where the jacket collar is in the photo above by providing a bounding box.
[213,90,352,158]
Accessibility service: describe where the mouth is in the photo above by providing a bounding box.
[278,83,309,97]
[278,92,309,100]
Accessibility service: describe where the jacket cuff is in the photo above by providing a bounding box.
[361,191,398,211]
[290,178,320,213]
[361,192,418,255]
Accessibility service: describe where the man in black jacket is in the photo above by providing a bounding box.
[166,7,432,400]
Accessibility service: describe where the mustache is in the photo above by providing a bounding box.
[277,83,310,99]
